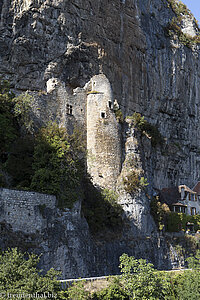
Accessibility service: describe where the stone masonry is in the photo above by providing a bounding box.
[0,188,56,233]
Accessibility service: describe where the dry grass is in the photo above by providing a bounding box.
[84,278,110,293]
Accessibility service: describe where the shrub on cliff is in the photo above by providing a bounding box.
[150,196,170,231]
[123,170,148,194]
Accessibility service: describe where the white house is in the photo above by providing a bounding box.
[160,182,200,216]
[175,185,199,215]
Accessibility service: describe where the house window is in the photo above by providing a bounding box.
[67,104,73,115]
[189,193,191,201]
[191,207,196,216]
[181,207,186,214]
[108,101,112,109]
[101,112,106,118]
[175,206,179,213]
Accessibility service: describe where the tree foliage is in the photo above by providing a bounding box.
[0,248,60,299]
[31,122,86,208]
[119,253,169,300]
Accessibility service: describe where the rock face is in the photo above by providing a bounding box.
[1,0,200,189]
[0,0,200,277]
[0,188,171,278]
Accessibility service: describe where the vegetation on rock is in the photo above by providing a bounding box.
[123,170,148,194]
[150,196,171,231]
[113,105,123,123]
[127,112,164,147]
[166,212,200,233]
[166,0,200,47]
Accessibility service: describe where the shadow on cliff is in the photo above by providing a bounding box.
[81,177,124,240]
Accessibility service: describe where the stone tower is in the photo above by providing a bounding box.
[86,74,121,190]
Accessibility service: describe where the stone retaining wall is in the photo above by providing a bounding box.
[0,188,56,233]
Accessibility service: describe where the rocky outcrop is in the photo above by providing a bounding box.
[0,0,200,277]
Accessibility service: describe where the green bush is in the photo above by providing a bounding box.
[66,281,90,300]
[166,213,200,232]
[0,79,19,158]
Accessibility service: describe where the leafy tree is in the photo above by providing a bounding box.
[31,122,85,208]
[171,271,200,300]
[119,254,170,300]
[0,248,61,299]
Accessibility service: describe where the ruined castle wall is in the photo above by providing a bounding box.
[0,189,56,233]
[30,79,87,136]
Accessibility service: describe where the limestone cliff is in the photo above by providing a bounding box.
[0,0,200,277]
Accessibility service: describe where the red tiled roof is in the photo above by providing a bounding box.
[193,181,200,195]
